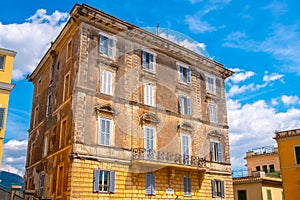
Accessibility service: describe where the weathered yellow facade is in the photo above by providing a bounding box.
[0,48,16,168]
[275,128,300,200]
[25,4,234,200]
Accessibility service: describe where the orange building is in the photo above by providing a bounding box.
[245,146,280,178]
[274,128,300,200]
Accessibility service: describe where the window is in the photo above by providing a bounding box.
[63,73,70,101]
[46,93,52,115]
[49,64,55,84]
[0,55,5,70]
[144,127,155,160]
[256,166,261,171]
[93,169,116,193]
[207,76,215,94]
[269,164,275,172]
[178,95,191,115]
[267,189,272,200]
[36,79,41,97]
[142,51,154,70]
[144,83,154,106]
[40,173,45,196]
[99,34,114,58]
[209,103,217,123]
[33,106,39,127]
[183,176,192,196]
[181,134,191,165]
[238,190,247,200]
[212,180,225,198]
[101,70,113,95]
[66,40,72,60]
[56,165,64,196]
[210,141,222,162]
[43,134,48,157]
[295,146,300,165]
[0,108,5,129]
[30,142,35,165]
[179,65,191,84]
[263,165,268,173]
[99,118,111,146]
[60,119,67,148]
[145,174,156,195]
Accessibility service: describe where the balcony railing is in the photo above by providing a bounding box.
[132,148,206,168]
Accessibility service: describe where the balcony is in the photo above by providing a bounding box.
[131,148,206,171]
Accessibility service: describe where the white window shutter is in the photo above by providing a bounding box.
[99,35,104,53]
[109,171,116,193]
[179,66,183,81]
[93,169,100,192]
[101,71,107,94]
[210,142,214,161]
[142,51,147,67]
[217,142,222,162]
[149,54,154,70]
[108,72,112,95]
[187,98,191,115]
[179,96,183,114]
[108,38,114,57]
[187,68,191,83]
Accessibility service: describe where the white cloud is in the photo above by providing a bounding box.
[3,140,27,151]
[271,98,279,106]
[263,0,288,17]
[228,68,255,84]
[185,15,216,33]
[1,164,23,176]
[228,99,300,168]
[5,156,26,163]
[281,95,300,106]
[227,83,255,97]
[263,71,284,82]
[0,9,68,80]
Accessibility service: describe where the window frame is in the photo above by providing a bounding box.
[56,164,64,197]
[46,93,52,116]
[183,176,192,196]
[66,39,72,61]
[144,83,155,106]
[267,189,272,200]
[43,132,49,157]
[63,72,70,102]
[207,75,216,94]
[93,169,116,193]
[59,118,68,148]
[145,173,156,195]
[99,33,115,58]
[33,105,39,128]
[0,108,5,129]
[237,190,247,200]
[294,146,300,165]
[36,78,41,97]
[98,117,112,146]
[181,134,191,165]
[178,95,192,116]
[210,140,223,162]
[144,126,155,160]
[101,70,113,95]
[209,102,217,123]
[0,55,5,70]
[212,179,225,198]
[142,50,155,71]
[178,64,191,84]
[39,173,45,197]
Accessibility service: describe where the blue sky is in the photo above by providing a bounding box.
[1,0,300,175]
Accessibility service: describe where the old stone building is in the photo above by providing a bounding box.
[24,4,234,200]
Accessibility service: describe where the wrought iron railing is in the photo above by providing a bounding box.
[132,148,206,168]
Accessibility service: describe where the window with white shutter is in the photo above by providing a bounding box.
[144,127,155,160]
[101,70,113,95]
[142,51,154,70]
[93,169,116,193]
[209,103,217,123]
[99,35,114,58]
[145,174,156,195]
[181,134,191,165]
[99,118,111,146]
[0,108,5,129]
[183,176,192,196]
[178,95,191,115]
[179,65,191,84]
[207,76,215,94]
[144,83,154,106]
[210,141,223,162]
